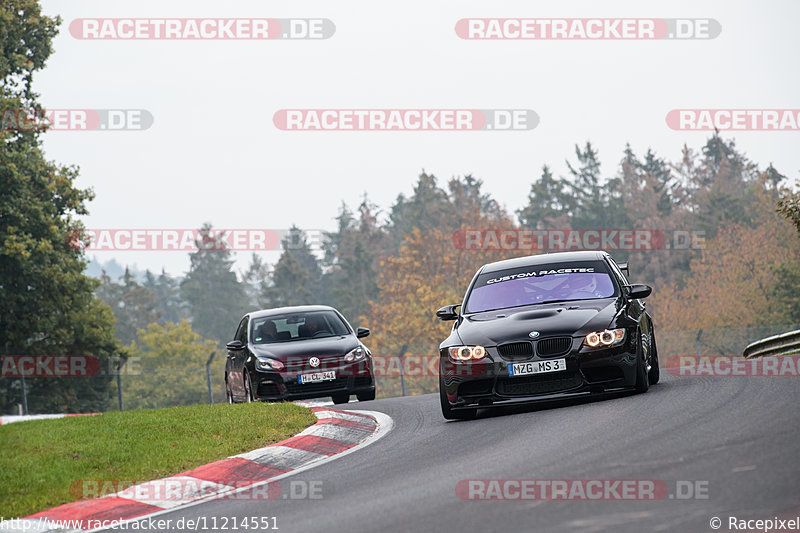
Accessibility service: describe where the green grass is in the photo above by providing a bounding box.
[0,403,316,518]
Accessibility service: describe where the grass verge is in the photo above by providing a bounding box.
[0,402,316,518]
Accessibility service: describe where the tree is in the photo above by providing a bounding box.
[180,224,247,345]
[0,1,120,414]
[96,269,160,345]
[386,172,451,249]
[261,226,322,307]
[565,142,620,228]
[363,176,522,397]
[517,165,571,229]
[688,134,760,237]
[777,186,800,235]
[241,253,271,309]
[143,269,188,325]
[772,183,800,323]
[321,197,386,324]
[650,175,799,355]
[122,321,217,410]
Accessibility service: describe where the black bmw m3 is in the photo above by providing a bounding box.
[436,251,659,420]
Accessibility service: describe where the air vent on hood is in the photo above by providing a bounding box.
[536,337,572,357]
[498,341,534,359]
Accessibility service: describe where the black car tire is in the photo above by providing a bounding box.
[356,389,376,402]
[439,377,477,420]
[648,328,660,385]
[243,372,253,403]
[332,392,350,404]
[634,330,650,394]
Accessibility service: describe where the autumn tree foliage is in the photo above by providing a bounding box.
[362,175,524,396]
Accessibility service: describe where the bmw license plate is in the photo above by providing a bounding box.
[298,371,336,384]
[508,359,566,376]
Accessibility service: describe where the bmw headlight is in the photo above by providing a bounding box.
[255,357,284,371]
[583,329,625,348]
[344,346,366,362]
[448,345,486,361]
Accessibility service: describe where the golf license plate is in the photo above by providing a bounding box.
[508,359,566,377]
[298,370,336,384]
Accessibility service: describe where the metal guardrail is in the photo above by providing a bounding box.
[743,330,800,359]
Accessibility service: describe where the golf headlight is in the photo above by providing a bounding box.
[256,357,284,371]
[345,346,366,362]
[448,345,486,361]
[583,329,625,348]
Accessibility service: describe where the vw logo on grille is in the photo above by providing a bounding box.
[309,357,320,368]
[528,331,540,338]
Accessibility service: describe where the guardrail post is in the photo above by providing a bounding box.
[116,356,124,411]
[21,375,28,415]
[206,351,216,404]
[695,329,703,356]
[398,344,408,397]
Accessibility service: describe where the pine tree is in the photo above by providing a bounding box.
[387,172,450,248]
[143,269,188,325]
[517,165,571,229]
[321,197,385,324]
[180,224,247,344]
[262,227,322,307]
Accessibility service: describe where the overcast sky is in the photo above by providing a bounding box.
[36,0,800,277]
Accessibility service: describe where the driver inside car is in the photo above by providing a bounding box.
[567,273,598,296]
[299,314,329,338]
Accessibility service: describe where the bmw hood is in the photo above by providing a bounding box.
[455,298,621,346]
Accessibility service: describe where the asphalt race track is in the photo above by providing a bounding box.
[114,372,800,533]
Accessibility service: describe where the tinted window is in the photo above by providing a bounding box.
[250,311,350,344]
[607,258,630,288]
[234,317,248,343]
[465,261,617,313]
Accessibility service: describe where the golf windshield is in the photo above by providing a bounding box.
[465,261,618,313]
[251,311,350,344]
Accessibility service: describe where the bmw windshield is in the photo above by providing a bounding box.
[464,261,619,313]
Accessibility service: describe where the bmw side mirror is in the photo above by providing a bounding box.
[356,327,370,338]
[627,284,652,299]
[436,304,460,321]
[226,340,245,350]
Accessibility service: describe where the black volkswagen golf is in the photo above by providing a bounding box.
[436,251,659,420]
[225,305,375,404]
